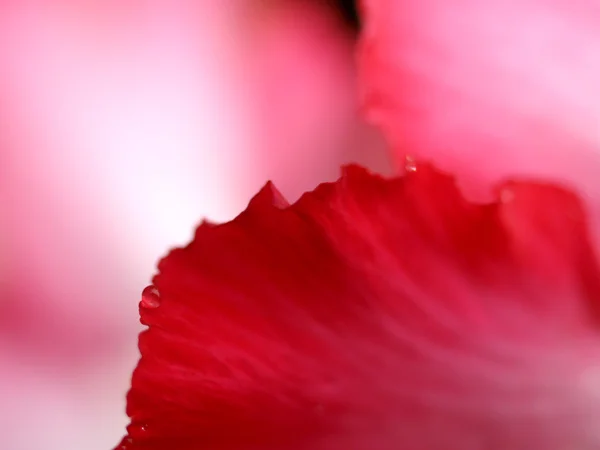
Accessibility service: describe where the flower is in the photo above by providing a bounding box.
[0,1,377,449]
[358,0,600,204]
[115,1,600,448]
[116,163,600,450]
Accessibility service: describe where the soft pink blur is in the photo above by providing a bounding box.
[358,0,600,204]
[0,2,388,449]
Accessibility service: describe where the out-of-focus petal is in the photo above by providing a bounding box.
[117,164,600,450]
[241,0,390,200]
[0,2,382,449]
[358,0,600,201]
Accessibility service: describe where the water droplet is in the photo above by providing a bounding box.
[129,422,150,437]
[141,285,161,309]
[117,437,133,450]
[404,155,417,172]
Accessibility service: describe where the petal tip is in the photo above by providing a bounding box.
[248,180,290,210]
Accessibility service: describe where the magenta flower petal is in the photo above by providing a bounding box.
[117,164,600,450]
[358,0,600,199]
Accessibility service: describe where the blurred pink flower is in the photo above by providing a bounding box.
[0,1,386,449]
[358,0,600,207]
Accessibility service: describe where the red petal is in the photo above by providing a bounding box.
[117,164,600,450]
[358,0,600,200]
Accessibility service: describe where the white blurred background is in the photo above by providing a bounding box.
[0,1,389,449]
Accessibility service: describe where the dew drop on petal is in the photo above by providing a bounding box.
[116,437,133,450]
[141,285,161,309]
[404,155,417,172]
[130,422,149,435]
